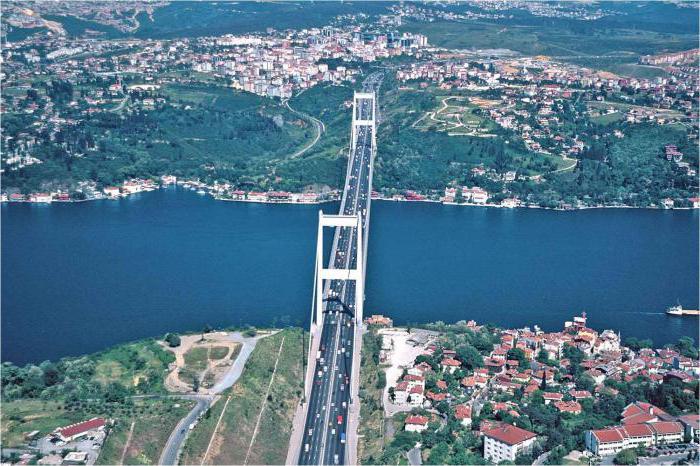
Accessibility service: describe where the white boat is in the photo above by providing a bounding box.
[666,304,700,316]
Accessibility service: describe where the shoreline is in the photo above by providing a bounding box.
[3,312,697,367]
[3,184,698,212]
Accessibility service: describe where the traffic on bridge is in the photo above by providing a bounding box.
[295,72,383,466]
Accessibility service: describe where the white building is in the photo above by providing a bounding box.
[405,415,429,433]
[586,421,684,456]
[483,424,537,463]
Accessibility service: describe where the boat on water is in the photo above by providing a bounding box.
[666,304,700,316]
[196,189,206,195]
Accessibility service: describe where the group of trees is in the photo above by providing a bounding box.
[1,340,173,403]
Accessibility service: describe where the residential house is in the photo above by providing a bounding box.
[405,415,429,433]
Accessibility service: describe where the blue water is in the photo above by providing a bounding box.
[2,188,698,365]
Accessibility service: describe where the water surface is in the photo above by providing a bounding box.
[2,188,698,364]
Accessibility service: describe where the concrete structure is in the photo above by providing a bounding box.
[483,423,537,463]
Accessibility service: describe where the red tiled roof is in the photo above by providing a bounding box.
[569,390,592,399]
[649,421,683,435]
[554,401,582,413]
[406,415,429,426]
[622,402,667,420]
[679,414,700,429]
[592,428,626,443]
[542,392,563,400]
[622,412,656,425]
[426,391,447,401]
[58,418,105,438]
[624,423,653,438]
[483,423,537,446]
[441,358,461,367]
[455,404,472,420]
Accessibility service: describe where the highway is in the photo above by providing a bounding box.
[298,72,382,466]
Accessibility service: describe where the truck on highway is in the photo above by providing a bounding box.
[340,432,346,444]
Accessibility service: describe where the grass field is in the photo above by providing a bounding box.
[162,84,265,112]
[412,96,496,137]
[180,328,304,465]
[1,400,78,448]
[91,339,174,392]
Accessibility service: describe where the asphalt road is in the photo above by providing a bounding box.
[407,447,423,465]
[298,73,383,466]
[159,394,213,466]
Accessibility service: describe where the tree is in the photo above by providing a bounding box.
[675,336,699,359]
[575,374,596,393]
[376,371,386,389]
[164,333,181,347]
[426,441,450,465]
[614,448,638,465]
[390,431,420,451]
[192,376,200,393]
[456,344,483,370]
[507,348,528,368]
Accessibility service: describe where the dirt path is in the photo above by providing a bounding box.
[119,421,135,465]
[163,332,243,394]
[243,335,286,465]
[200,394,233,465]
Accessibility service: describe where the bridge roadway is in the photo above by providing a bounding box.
[298,73,382,466]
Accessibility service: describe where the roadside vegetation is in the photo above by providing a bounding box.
[357,330,388,464]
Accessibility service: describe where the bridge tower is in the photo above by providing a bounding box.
[310,212,365,329]
[350,92,377,159]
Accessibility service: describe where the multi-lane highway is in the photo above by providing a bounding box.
[298,72,382,466]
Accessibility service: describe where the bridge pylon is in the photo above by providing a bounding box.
[350,91,376,156]
[311,212,364,329]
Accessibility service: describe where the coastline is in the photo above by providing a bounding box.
[3,183,697,212]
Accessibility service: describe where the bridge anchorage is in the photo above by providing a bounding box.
[287,82,379,466]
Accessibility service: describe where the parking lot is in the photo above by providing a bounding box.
[649,443,698,457]
[37,431,106,465]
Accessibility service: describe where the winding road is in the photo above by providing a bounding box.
[284,98,325,158]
